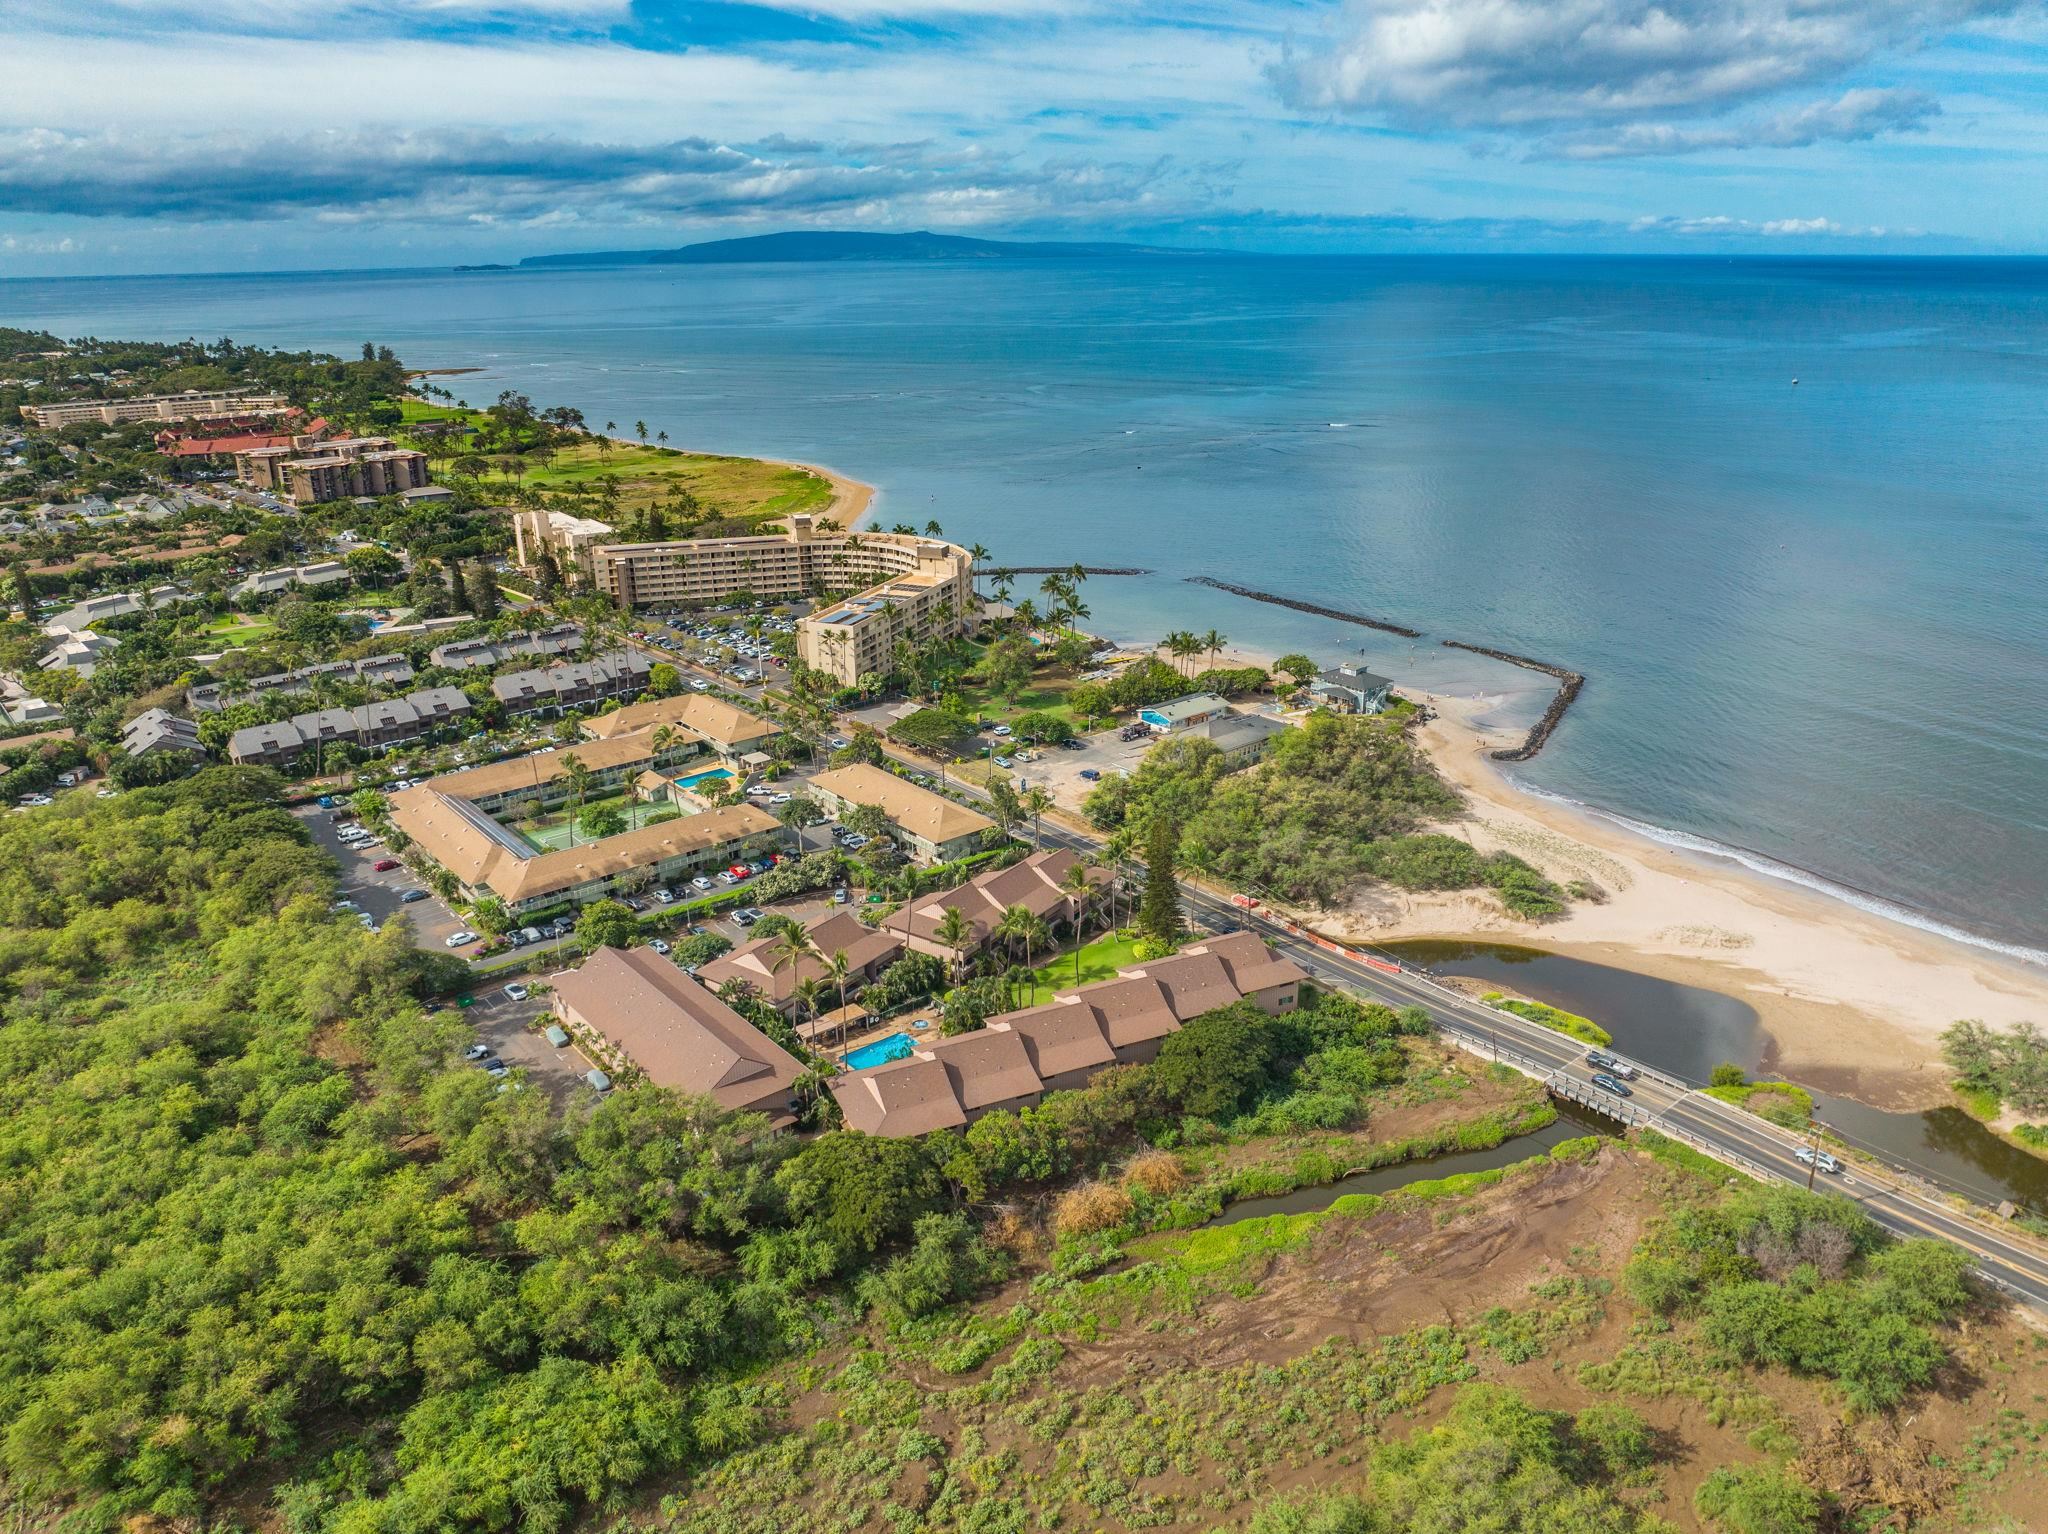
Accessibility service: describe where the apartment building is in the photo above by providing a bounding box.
[697,909,905,1015]
[187,653,416,713]
[225,686,474,766]
[489,651,651,715]
[508,510,976,687]
[579,691,780,762]
[886,849,1112,961]
[231,562,352,599]
[120,708,207,762]
[833,931,1309,1136]
[808,762,995,864]
[21,391,290,429]
[428,623,584,671]
[234,436,431,506]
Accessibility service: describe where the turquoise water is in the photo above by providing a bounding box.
[844,1033,916,1070]
[8,256,2048,955]
[673,767,734,793]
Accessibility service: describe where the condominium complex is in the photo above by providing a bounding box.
[233,436,431,506]
[509,510,976,687]
[807,762,995,864]
[226,686,473,766]
[832,931,1309,1136]
[21,391,290,429]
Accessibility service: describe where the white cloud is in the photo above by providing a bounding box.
[1272,0,2018,144]
[1541,85,1940,157]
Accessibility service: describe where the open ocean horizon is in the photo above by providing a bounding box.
[7,253,2047,958]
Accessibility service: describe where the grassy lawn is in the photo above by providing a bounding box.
[1012,930,1144,1006]
[200,613,276,648]
[952,672,1091,731]
[512,792,685,853]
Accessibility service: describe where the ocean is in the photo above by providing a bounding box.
[6,254,2047,956]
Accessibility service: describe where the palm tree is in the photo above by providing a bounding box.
[823,949,855,1053]
[657,429,670,447]
[1061,862,1100,988]
[995,903,1051,980]
[769,926,816,1000]
[792,976,828,1043]
[1013,598,1039,633]
[1021,785,1053,846]
[933,904,973,983]
[1099,830,1136,930]
[924,519,943,538]
[650,724,676,765]
[1201,628,1227,670]
[559,751,590,847]
[635,420,649,443]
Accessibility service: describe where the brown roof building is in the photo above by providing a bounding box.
[888,848,1110,959]
[808,762,994,864]
[696,909,904,1013]
[581,692,780,758]
[829,930,1309,1136]
[548,946,804,1126]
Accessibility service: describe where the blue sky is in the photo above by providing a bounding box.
[1,0,2044,275]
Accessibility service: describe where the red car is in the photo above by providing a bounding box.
[372,857,400,872]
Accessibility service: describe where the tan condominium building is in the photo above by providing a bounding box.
[21,391,290,429]
[548,946,806,1127]
[832,931,1310,1136]
[388,764,785,915]
[234,436,430,506]
[579,692,781,760]
[808,762,995,864]
[509,510,976,687]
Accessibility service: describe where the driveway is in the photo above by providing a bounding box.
[298,804,469,946]
[459,985,592,1108]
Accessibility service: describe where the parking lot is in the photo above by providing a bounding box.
[297,802,473,947]
[459,984,596,1107]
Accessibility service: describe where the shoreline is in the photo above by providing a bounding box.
[584,429,878,533]
[1110,627,2046,1109]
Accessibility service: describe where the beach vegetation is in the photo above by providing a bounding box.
[1702,1072,1815,1128]
[1941,1018,2048,1116]
[1480,992,1613,1046]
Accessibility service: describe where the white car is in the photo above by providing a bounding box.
[770,792,792,805]
[502,983,530,1002]
[648,938,671,956]
[445,930,478,947]
[691,875,715,891]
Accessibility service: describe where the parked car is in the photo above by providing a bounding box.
[717,870,741,884]
[1793,1147,1844,1174]
[503,982,530,1002]
[652,888,675,904]
[992,724,1013,737]
[372,857,399,872]
[732,909,758,927]
[464,1043,491,1060]
[400,888,430,903]
[1079,768,1101,781]
[832,887,849,904]
[317,795,335,808]
[445,930,478,947]
[994,756,1014,769]
[585,1068,612,1094]
[690,679,711,691]
[691,874,716,891]
[648,938,671,955]
[518,927,543,944]
[726,863,753,879]
[484,1061,510,1079]
[1590,1073,1633,1098]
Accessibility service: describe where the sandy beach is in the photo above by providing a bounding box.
[1113,634,2048,1109]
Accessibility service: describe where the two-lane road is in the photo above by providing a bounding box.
[917,755,2048,1311]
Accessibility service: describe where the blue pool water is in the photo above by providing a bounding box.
[845,1033,917,1071]
[673,768,735,793]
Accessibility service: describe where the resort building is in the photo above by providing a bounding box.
[20,390,290,429]
[225,686,474,765]
[428,624,584,671]
[1138,693,1232,734]
[187,653,416,713]
[1183,710,1293,769]
[808,762,995,864]
[388,787,782,914]
[697,909,905,1015]
[232,562,352,600]
[547,946,805,1127]
[490,652,652,716]
[832,931,1309,1136]
[38,630,117,678]
[1309,665,1394,715]
[888,849,1110,962]
[42,584,190,637]
[579,692,781,762]
[233,436,431,506]
[508,511,977,688]
[120,708,207,762]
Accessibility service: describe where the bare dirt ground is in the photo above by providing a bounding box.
[652,1142,2048,1534]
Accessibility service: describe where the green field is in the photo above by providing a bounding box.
[511,792,684,853]
[1013,929,1144,1006]
[395,401,838,528]
[198,613,276,648]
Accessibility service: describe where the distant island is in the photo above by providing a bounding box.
[514,228,1218,269]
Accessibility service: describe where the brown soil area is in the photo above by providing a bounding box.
[678,1144,2048,1534]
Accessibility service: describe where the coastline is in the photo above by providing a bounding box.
[1118,631,2045,1109]
[586,430,877,532]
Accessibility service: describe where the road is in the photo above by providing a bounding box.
[918,756,2048,1313]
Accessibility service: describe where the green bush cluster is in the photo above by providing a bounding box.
[1481,992,1612,1046]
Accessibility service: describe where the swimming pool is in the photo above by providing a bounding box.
[673,767,735,793]
[844,1033,917,1070]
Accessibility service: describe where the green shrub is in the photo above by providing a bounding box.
[1482,993,1612,1047]
[1695,1465,1825,1534]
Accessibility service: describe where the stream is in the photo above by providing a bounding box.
[1377,940,2048,1213]
[1207,1101,1616,1227]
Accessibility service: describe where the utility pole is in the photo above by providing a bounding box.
[1805,1117,1823,1191]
